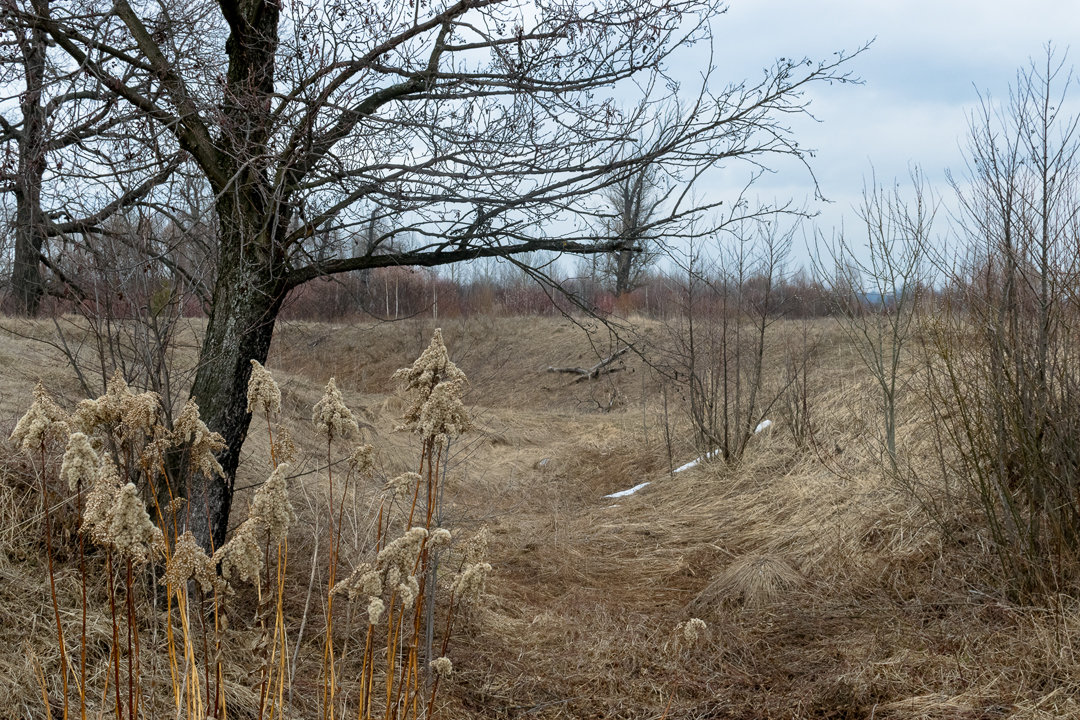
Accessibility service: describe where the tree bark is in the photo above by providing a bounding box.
[614,249,636,297]
[186,201,288,551]
[9,17,49,316]
[180,0,286,550]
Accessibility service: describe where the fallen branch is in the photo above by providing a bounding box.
[547,346,631,382]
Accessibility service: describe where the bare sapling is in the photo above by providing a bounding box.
[923,49,1080,598]
[657,219,796,466]
[816,168,933,473]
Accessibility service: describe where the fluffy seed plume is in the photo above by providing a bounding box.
[348,443,375,477]
[337,562,384,600]
[385,472,419,499]
[334,561,370,598]
[461,527,489,566]
[367,597,385,625]
[104,483,165,564]
[165,531,218,592]
[271,423,297,465]
[416,380,471,444]
[214,517,264,585]
[430,528,452,549]
[312,378,359,441]
[83,459,122,542]
[247,360,281,416]
[393,329,468,434]
[10,383,70,451]
[376,526,428,580]
[249,463,295,545]
[165,496,187,518]
[173,399,226,478]
[677,618,707,646]
[431,656,452,678]
[139,437,172,476]
[72,369,129,433]
[60,432,100,492]
[120,391,161,442]
[360,569,382,597]
[454,562,491,601]
[397,575,419,609]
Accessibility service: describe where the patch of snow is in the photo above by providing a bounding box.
[674,449,720,473]
[603,481,651,498]
[669,423,773,472]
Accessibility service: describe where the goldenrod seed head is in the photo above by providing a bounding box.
[246,360,281,416]
[165,531,216,592]
[312,378,359,441]
[677,618,707,645]
[10,383,70,451]
[462,527,489,566]
[74,369,136,435]
[104,483,163,565]
[165,497,187,523]
[367,596,385,625]
[361,569,382,597]
[385,472,419,499]
[416,380,470,442]
[393,329,468,435]
[454,562,490,601]
[430,528,452,549]
[120,391,161,442]
[139,437,171,475]
[214,517,264,585]
[61,432,100,492]
[173,399,226,479]
[431,656,452,678]
[83,458,122,543]
[348,443,375,477]
[249,462,294,545]
[376,526,428,579]
[397,575,419,609]
[271,423,297,465]
[336,561,371,599]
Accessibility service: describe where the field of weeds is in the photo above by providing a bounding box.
[2,314,1080,720]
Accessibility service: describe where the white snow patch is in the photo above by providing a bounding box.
[674,449,720,473]
[674,423,772,473]
[603,482,651,499]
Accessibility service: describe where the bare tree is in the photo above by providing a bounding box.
[925,48,1080,596]
[815,168,934,468]
[20,0,863,548]
[0,0,182,314]
[658,218,795,465]
[602,164,664,296]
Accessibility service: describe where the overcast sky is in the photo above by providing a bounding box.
[691,0,1080,262]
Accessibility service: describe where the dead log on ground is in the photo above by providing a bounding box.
[547,346,631,383]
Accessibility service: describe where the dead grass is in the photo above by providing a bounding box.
[2,314,1080,718]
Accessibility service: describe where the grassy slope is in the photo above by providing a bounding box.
[1,314,1079,719]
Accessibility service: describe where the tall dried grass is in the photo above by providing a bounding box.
[5,315,1080,719]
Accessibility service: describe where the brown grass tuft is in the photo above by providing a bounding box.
[698,553,803,608]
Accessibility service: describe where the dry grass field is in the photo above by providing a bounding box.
[3,313,1080,719]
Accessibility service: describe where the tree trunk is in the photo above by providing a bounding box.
[614,248,635,297]
[181,0,286,551]
[185,198,288,551]
[9,20,49,316]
